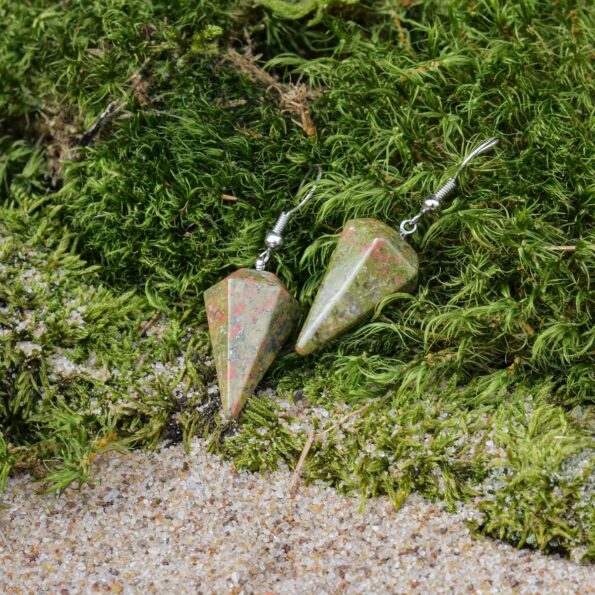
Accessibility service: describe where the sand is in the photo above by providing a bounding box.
[1,440,593,594]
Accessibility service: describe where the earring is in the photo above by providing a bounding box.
[204,168,322,418]
[295,138,499,356]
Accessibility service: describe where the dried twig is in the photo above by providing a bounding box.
[288,430,315,496]
[139,311,160,337]
[78,101,123,147]
[223,48,320,137]
[547,244,595,252]
[77,58,152,148]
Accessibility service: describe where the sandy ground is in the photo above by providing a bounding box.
[1,441,593,594]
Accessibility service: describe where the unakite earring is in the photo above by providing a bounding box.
[295,138,499,356]
[204,168,322,418]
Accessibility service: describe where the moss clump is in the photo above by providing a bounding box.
[0,140,218,492]
[0,0,594,560]
[59,62,316,310]
[256,0,359,22]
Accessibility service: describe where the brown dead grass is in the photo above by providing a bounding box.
[223,48,321,137]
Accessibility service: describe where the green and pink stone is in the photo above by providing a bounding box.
[205,219,418,417]
[204,269,299,418]
[295,218,419,356]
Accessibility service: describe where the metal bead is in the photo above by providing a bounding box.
[265,231,283,249]
[423,197,441,211]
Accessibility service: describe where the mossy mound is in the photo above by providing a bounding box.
[0,0,593,560]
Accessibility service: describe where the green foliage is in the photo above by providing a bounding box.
[256,0,359,22]
[0,433,14,493]
[476,400,594,557]
[59,65,315,310]
[0,0,233,120]
[0,140,217,491]
[0,0,593,560]
[224,395,304,471]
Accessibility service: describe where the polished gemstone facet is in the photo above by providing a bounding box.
[204,268,300,418]
[295,218,418,355]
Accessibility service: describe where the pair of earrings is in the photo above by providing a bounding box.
[205,137,499,418]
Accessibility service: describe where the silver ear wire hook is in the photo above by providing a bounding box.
[255,166,323,271]
[399,136,499,238]
[287,165,323,217]
[454,136,499,178]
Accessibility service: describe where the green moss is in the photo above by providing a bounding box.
[256,0,359,22]
[476,400,595,557]
[0,0,593,561]
[59,63,316,310]
[0,140,218,492]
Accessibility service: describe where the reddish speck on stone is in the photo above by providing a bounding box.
[229,323,243,339]
[232,301,247,317]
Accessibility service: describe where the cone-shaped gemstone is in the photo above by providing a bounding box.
[204,268,299,418]
[296,218,418,355]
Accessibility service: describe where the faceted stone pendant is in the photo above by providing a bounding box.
[295,218,418,356]
[204,268,300,418]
